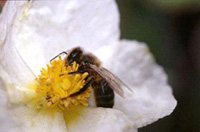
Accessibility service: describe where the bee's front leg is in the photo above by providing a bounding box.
[68,70,85,75]
[70,77,94,96]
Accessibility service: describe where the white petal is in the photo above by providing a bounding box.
[0,76,67,132]
[95,40,177,128]
[19,109,68,132]
[0,80,13,132]
[64,106,134,132]
[0,2,36,102]
[0,105,68,132]
[0,0,119,77]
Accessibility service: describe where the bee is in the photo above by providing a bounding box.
[51,47,133,108]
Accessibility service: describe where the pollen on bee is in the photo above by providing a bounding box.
[32,56,91,111]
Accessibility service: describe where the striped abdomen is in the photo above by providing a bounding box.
[92,79,114,108]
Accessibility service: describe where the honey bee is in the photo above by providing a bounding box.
[51,47,133,108]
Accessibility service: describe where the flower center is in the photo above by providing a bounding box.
[33,56,91,110]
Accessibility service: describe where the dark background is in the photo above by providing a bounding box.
[116,0,200,132]
[1,0,200,132]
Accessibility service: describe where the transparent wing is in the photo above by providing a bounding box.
[89,64,134,98]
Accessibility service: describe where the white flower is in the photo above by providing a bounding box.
[0,1,177,132]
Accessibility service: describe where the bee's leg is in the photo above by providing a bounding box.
[59,70,84,76]
[50,51,68,62]
[81,78,94,92]
[84,75,90,82]
[70,78,94,96]
[68,70,85,75]
[68,71,80,75]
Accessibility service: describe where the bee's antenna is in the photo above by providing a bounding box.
[50,51,68,62]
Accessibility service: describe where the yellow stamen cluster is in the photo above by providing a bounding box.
[34,56,91,110]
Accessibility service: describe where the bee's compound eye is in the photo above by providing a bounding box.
[71,53,75,57]
[68,60,74,66]
[84,60,89,64]
[72,52,79,57]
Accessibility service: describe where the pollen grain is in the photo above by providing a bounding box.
[33,56,91,110]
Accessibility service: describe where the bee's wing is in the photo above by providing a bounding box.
[89,64,133,98]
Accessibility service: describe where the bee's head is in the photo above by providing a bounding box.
[67,47,83,65]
